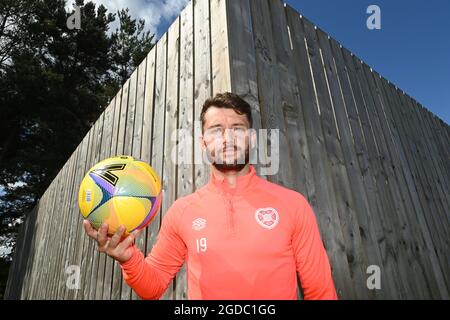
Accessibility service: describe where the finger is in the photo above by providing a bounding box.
[108,225,126,249]
[116,229,141,252]
[97,235,113,253]
[97,223,109,247]
[83,220,98,239]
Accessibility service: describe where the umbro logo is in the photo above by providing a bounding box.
[192,218,207,231]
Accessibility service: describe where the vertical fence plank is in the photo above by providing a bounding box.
[120,68,139,301]
[78,122,97,300]
[145,32,167,299]
[249,0,294,188]
[85,114,105,300]
[193,0,212,190]
[46,162,66,298]
[210,0,231,94]
[160,15,181,301]
[226,0,269,177]
[61,143,84,300]
[139,47,156,300]
[174,0,194,300]
[129,58,149,301]
[111,78,130,300]
[41,167,64,298]
[70,130,93,300]
[102,90,123,300]
[268,0,309,193]
[85,113,105,300]
[93,99,116,300]
[55,148,80,299]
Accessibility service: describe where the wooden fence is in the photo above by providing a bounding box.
[5,0,450,299]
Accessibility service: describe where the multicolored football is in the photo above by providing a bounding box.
[78,156,162,236]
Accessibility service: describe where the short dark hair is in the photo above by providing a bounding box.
[201,92,253,132]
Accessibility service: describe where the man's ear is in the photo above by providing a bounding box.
[199,135,207,151]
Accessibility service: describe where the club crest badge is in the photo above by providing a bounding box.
[255,207,279,230]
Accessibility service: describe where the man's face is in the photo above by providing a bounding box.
[200,106,255,172]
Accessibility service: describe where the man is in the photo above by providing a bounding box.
[84,92,338,300]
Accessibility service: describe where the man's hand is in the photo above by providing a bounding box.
[83,220,141,263]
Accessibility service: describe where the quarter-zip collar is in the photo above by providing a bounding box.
[206,164,258,196]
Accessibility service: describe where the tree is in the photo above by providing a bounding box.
[0,0,33,69]
[0,0,155,296]
[110,8,155,86]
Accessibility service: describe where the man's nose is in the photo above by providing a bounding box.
[223,128,236,143]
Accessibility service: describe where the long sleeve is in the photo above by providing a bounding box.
[292,197,338,300]
[119,201,187,300]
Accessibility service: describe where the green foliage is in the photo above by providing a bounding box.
[0,0,155,297]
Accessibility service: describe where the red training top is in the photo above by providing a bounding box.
[120,165,338,300]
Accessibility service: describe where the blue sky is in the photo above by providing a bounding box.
[78,0,449,125]
[66,0,190,37]
[285,0,450,125]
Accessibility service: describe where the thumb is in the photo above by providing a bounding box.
[129,229,141,244]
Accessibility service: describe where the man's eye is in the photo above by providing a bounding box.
[206,128,222,135]
[233,127,246,134]
[205,127,246,137]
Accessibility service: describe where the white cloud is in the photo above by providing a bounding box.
[66,0,189,38]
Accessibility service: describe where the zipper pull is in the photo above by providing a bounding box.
[227,194,235,235]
